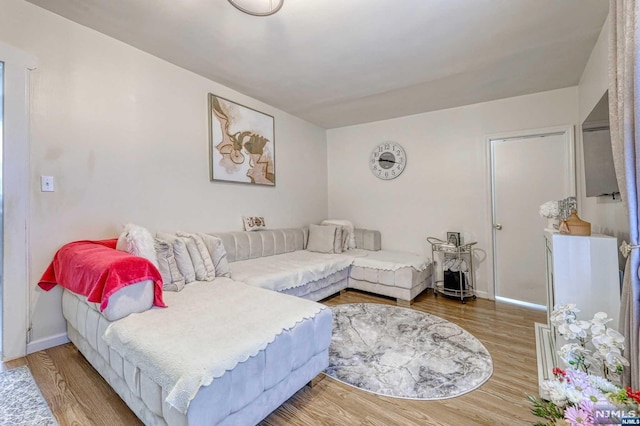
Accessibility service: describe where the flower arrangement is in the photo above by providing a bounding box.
[540,200,561,219]
[529,305,637,425]
[551,304,628,380]
[529,368,639,425]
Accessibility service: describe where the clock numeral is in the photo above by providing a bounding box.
[379,147,383,152]
[396,164,402,171]
[385,172,389,177]
[384,144,390,150]
[392,170,396,176]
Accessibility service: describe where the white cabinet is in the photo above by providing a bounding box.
[544,231,620,330]
[536,231,621,392]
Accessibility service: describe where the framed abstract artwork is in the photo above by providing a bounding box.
[208,94,275,185]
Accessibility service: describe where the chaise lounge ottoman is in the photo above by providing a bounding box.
[347,249,432,306]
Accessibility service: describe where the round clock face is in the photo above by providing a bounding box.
[370,142,406,180]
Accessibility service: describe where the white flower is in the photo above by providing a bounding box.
[592,312,612,325]
[605,328,625,346]
[558,343,589,367]
[588,375,618,393]
[541,379,568,407]
[592,330,625,354]
[551,304,580,327]
[540,200,561,218]
[564,385,584,404]
[591,323,607,336]
[557,320,590,340]
[568,321,591,339]
[550,304,627,383]
[605,351,629,370]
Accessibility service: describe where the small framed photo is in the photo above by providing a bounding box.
[446,232,461,247]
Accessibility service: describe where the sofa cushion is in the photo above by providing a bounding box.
[242,216,266,231]
[321,219,355,250]
[307,224,339,254]
[156,232,196,283]
[102,278,329,414]
[330,224,344,254]
[353,228,382,251]
[230,250,353,292]
[198,233,231,278]
[154,239,186,292]
[116,223,158,268]
[177,232,216,281]
[211,229,305,262]
[349,250,431,290]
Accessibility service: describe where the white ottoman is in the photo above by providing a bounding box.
[347,250,432,306]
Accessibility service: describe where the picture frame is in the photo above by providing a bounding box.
[446,231,461,247]
[208,94,275,186]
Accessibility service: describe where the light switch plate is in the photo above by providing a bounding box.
[41,176,54,192]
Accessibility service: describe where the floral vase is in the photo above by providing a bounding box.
[547,218,560,230]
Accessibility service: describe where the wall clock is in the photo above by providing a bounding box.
[370,142,406,180]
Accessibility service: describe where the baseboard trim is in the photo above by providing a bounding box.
[495,296,546,311]
[475,290,489,299]
[27,333,70,354]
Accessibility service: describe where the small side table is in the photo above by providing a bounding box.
[427,237,477,303]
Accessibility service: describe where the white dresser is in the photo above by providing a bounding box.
[536,231,621,391]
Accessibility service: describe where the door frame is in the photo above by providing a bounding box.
[484,125,575,304]
[0,41,36,361]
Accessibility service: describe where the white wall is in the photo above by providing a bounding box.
[0,0,328,347]
[327,87,579,298]
[577,13,628,246]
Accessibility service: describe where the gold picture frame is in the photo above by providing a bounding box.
[208,94,275,185]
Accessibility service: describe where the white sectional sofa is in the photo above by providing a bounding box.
[212,227,432,306]
[58,226,431,426]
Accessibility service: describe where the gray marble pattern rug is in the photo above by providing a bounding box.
[325,303,493,400]
[0,366,57,425]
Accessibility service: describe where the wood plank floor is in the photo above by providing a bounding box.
[3,289,545,425]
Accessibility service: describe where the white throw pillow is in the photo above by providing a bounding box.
[156,232,196,283]
[321,219,356,250]
[116,223,159,268]
[177,232,216,281]
[154,238,186,292]
[325,224,343,253]
[198,233,232,278]
[180,234,208,281]
[307,224,339,254]
[242,216,266,231]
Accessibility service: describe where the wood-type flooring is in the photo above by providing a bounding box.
[2,289,546,425]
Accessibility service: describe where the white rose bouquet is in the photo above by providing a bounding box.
[539,200,561,219]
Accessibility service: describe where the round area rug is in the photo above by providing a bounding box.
[325,303,493,400]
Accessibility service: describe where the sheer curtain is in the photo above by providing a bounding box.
[609,0,640,388]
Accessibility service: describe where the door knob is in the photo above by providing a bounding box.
[494,224,503,230]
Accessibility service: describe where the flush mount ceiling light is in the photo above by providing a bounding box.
[227,0,284,16]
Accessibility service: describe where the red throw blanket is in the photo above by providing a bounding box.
[38,239,166,311]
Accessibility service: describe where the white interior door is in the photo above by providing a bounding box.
[0,42,36,361]
[491,129,574,306]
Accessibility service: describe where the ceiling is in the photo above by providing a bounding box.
[25,0,609,129]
